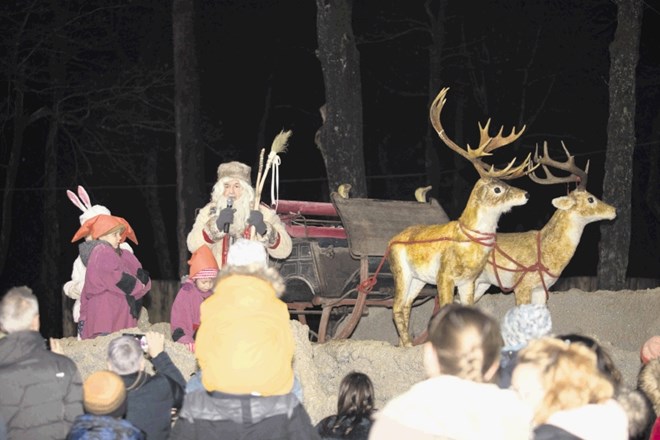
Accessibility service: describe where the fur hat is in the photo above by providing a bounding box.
[83,370,127,417]
[217,161,251,184]
[227,238,268,268]
[71,214,138,245]
[641,336,660,364]
[189,246,219,279]
[501,304,552,349]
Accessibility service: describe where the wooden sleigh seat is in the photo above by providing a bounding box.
[275,193,449,342]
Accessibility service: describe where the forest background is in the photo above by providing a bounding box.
[1,0,658,337]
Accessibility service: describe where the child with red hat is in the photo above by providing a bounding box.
[72,214,151,340]
[170,246,219,352]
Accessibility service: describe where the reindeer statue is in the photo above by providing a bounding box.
[474,141,616,305]
[389,87,533,347]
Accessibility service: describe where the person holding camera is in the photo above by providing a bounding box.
[186,161,292,268]
[107,331,186,440]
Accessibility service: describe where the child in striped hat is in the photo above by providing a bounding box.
[170,246,219,352]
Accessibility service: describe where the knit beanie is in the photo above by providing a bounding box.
[189,246,219,279]
[501,304,552,349]
[217,161,251,185]
[227,238,268,268]
[641,336,660,364]
[83,370,127,417]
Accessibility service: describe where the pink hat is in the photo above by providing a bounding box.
[188,246,219,280]
[641,336,660,364]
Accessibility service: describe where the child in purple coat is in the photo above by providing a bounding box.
[72,214,151,340]
[170,246,219,352]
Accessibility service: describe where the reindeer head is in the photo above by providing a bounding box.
[529,141,616,226]
[430,88,532,228]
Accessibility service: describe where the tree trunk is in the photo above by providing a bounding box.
[597,0,643,289]
[424,0,448,206]
[314,0,367,198]
[40,110,62,337]
[144,151,174,278]
[173,0,205,276]
[0,85,25,276]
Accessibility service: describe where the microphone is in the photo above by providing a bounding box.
[223,197,234,233]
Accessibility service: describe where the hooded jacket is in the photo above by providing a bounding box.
[79,240,150,339]
[195,265,294,396]
[170,390,319,440]
[369,375,532,440]
[0,331,83,439]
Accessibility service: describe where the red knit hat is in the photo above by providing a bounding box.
[71,214,138,244]
[189,246,219,279]
[641,336,660,364]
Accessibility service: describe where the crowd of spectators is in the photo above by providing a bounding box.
[2,280,659,439]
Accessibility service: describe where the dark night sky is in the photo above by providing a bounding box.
[1,1,659,335]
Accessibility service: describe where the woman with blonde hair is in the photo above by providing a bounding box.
[512,337,628,439]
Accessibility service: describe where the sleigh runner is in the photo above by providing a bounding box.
[275,192,450,343]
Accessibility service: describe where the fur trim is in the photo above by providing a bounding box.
[216,263,285,297]
[617,386,653,438]
[639,358,660,416]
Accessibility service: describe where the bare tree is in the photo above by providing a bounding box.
[314,0,368,198]
[173,0,205,275]
[597,0,643,289]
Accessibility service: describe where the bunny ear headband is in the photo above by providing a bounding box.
[67,185,111,225]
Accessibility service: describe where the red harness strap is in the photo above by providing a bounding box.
[490,231,559,301]
[357,222,496,295]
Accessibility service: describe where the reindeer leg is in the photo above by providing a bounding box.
[393,277,425,348]
[474,279,490,303]
[436,270,456,307]
[457,281,476,305]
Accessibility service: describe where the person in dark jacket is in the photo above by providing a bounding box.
[68,370,144,440]
[171,391,319,440]
[169,261,320,440]
[0,286,83,440]
[107,331,186,440]
[316,372,375,440]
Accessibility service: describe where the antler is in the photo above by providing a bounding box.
[430,87,534,180]
[528,141,589,190]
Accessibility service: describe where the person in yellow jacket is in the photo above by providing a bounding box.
[195,240,294,397]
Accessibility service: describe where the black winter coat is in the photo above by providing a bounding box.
[120,351,186,440]
[170,390,321,440]
[0,331,83,440]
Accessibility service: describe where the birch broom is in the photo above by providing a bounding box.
[249,129,292,238]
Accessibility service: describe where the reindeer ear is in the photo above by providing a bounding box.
[77,186,92,209]
[67,190,85,212]
[552,196,575,211]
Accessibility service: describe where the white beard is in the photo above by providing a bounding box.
[213,181,256,237]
